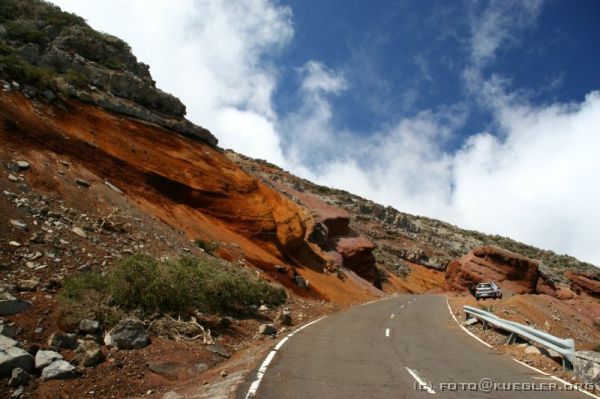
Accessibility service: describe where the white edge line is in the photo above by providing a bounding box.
[406,367,436,394]
[244,316,327,398]
[513,358,600,399]
[550,375,600,399]
[511,358,549,376]
[446,297,599,399]
[445,297,492,348]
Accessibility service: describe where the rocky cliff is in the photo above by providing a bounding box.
[0,0,216,145]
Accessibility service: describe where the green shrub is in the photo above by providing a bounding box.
[594,343,600,353]
[43,6,85,28]
[0,54,55,88]
[0,0,17,23]
[64,68,87,88]
[58,254,287,322]
[0,42,14,56]
[4,20,48,45]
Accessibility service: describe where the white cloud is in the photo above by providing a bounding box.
[299,61,347,94]
[468,0,544,67]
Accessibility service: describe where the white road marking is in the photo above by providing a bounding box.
[550,375,600,399]
[245,316,327,398]
[513,358,600,399]
[446,297,492,348]
[385,328,390,337]
[274,336,289,351]
[400,305,405,309]
[390,313,395,319]
[406,367,436,394]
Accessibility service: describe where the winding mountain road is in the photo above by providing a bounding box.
[240,295,592,399]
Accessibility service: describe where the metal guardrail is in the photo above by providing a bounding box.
[463,305,575,369]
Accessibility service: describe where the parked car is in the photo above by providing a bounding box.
[474,282,502,300]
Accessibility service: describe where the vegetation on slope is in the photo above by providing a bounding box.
[58,254,287,328]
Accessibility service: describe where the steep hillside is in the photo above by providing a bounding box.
[228,152,599,290]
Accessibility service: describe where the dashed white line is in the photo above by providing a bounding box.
[406,367,436,394]
[385,328,390,337]
[245,316,327,398]
[390,313,395,319]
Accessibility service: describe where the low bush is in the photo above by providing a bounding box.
[0,54,55,88]
[4,20,48,45]
[194,239,220,254]
[58,254,286,325]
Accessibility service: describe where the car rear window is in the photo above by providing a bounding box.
[478,284,491,288]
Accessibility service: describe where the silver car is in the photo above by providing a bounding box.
[475,282,502,300]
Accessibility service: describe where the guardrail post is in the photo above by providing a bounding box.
[506,332,516,345]
[563,357,573,371]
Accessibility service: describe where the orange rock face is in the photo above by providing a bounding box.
[277,185,379,286]
[566,271,600,296]
[0,92,390,302]
[444,246,540,295]
[0,92,316,294]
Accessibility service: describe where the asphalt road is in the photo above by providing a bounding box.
[242,295,589,399]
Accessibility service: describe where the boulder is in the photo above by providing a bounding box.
[75,178,91,188]
[10,386,23,399]
[74,340,104,367]
[106,317,149,349]
[279,309,292,326]
[78,319,100,334]
[40,360,77,381]
[35,350,63,369]
[259,323,276,335]
[16,279,39,292]
[48,331,78,349]
[535,277,575,300]
[333,236,378,284]
[0,337,34,376]
[566,272,600,296]
[0,293,31,316]
[444,246,540,295]
[524,345,541,355]
[8,367,30,387]
[71,226,87,238]
[206,344,230,358]
[574,351,600,385]
[0,324,15,338]
[16,161,30,170]
[258,305,269,312]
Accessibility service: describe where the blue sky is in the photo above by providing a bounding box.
[51,0,600,265]
[276,0,600,152]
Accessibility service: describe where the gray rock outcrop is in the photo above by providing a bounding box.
[105,317,149,349]
[574,351,600,385]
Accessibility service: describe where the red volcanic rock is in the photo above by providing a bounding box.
[566,271,600,296]
[536,277,575,300]
[444,246,540,295]
[334,236,378,285]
